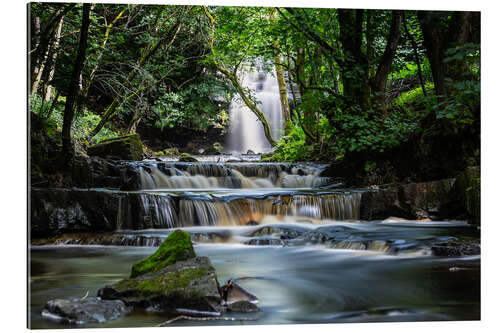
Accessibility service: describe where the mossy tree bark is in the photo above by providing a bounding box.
[61,3,91,158]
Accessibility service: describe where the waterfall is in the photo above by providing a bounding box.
[131,192,362,228]
[136,163,334,189]
[226,64,283,154]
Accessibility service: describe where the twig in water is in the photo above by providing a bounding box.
[81,290,89,300]
[157,315,258,327]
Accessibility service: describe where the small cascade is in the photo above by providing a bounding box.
[139,194,177,228]
[130,192,362,228]
[135,162,334,189]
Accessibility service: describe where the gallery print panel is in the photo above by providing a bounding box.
[28,1,480,329]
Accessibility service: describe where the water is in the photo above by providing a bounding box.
[226,65,283,154]
[30,156,480,327]
[29,220,480,328]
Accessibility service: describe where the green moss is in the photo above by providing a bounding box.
[135,267,208,294]
[179,153,198,162]
[88,133,143,160]
[130,230,195,278]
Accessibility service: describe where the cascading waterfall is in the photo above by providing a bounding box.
[226,64,283,154]
[132,192,362,228]
[137,163,333,189]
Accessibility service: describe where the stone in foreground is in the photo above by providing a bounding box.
[42,297,131,325]
[98,256,222,313]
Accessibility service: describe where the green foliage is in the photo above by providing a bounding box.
[391,82,435,108]
[269,124,313,161]
[29,92,120,146]
[333,107,420,153]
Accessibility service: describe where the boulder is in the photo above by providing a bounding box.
[98,230,222,313]
[178,153,198,162]
[130,230,195,278]
[87,134,143,161]
[360,178,457,220]
[42,297,131,325]
[452,166,480,224]
[98,256,222,313]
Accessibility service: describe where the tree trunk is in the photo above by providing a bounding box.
[31,4,76,92]
[417,11,447,100]
[43,15,64,101]
[61,3,91,157]
[338,9,369,109]
[372,10,403,108]
[274,55,291,135]
[403,14,427,97]
[31,40,51,95]
[45,89,60,120]
[372,10,403,94]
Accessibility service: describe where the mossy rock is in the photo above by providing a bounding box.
[98,256,222,313]
[87,134,143,161]
[130,230,195,278]
[164,148,180,156]
[179,153,198,162]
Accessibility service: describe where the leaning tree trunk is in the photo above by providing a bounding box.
[61,3,91,157]
[43,15,64,101]
[371,10,403,110]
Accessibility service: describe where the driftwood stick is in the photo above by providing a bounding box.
[157,315,258,327]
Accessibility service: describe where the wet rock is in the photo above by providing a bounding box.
[190,230,232,243]
[246,150,256,155]
[88,134,143,161]
[250,225,307,239]
[246,221,259,226]
[227,301,260,313]
[30,189,173,237]
[360,179,458,221]
[42,297,131,325]
[179,153,198,162]
[31,233,165,247]
[98,256,222,313]
[245,237,284,246]
[431,240,480,256]
[98,231,222,313]
[220,280,259,312]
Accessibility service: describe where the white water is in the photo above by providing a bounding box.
[226,65,283,154]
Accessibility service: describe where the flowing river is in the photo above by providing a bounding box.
[29,159,480,328]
